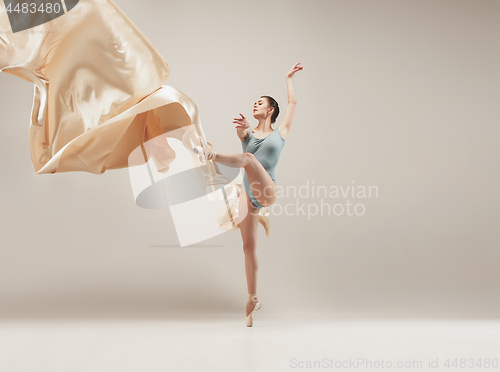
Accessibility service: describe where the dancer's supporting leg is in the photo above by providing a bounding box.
[238,187,261,316]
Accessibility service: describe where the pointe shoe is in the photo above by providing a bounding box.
[193,146,217,164]
[245,294,261,327]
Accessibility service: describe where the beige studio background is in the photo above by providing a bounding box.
[0,0,498,318]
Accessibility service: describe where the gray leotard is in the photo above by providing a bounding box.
[241,127,286,209]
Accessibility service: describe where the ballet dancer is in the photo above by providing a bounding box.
[193,62,303,326]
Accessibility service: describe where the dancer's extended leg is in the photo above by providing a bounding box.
[214,152,277,207]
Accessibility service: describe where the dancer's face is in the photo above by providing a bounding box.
[253,97,273,120]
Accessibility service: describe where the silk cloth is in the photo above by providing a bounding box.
[0,0,270,237]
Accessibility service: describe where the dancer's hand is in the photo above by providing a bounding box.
[234,113,250,129]
[286,62,303,78]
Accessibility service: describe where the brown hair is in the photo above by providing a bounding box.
[261,96,280,124]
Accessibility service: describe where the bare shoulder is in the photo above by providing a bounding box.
[277,125,288,141]
[239,128,250,141]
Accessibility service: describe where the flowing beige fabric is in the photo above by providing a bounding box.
[0,0,271,237]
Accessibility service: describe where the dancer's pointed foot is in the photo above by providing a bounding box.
[193,146,217,163]
[245,293,261,327]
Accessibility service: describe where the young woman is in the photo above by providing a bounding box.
[193,62,303,326]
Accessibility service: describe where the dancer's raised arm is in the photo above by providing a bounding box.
[278,62,303,141]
